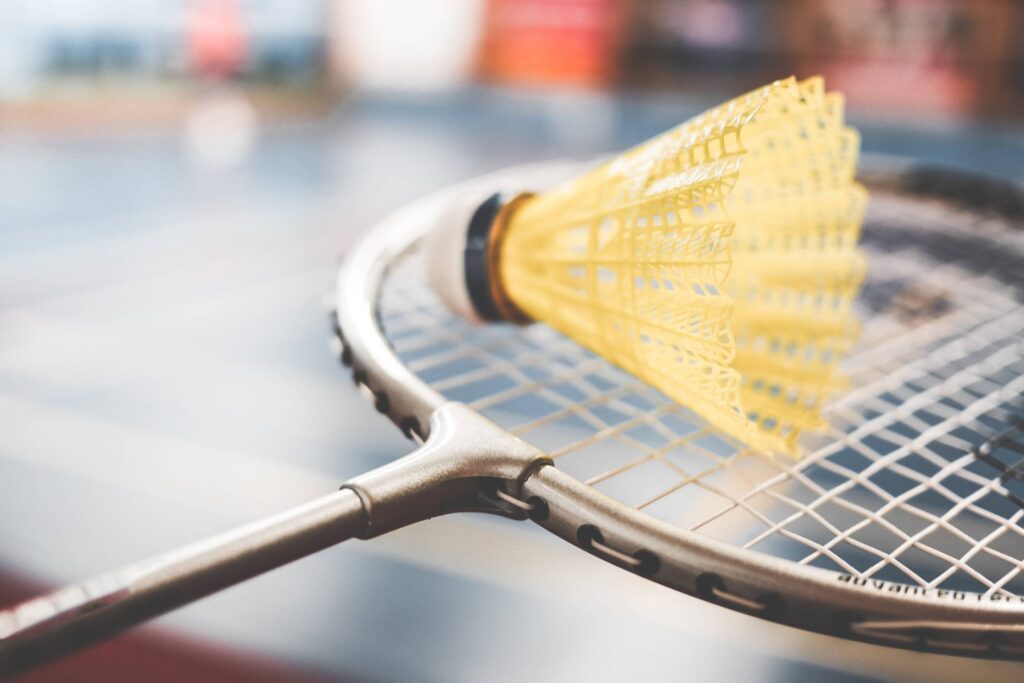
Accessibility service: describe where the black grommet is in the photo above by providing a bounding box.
[576,525,657,576]
[399,417,421,440]
[757,592,786,620]
[695,572,725,600]
[464,193,505,321]
[632,550,660,577]
[352,369,368,387]
[373,390,389,414]
[526,496,549,522]
[340,345,353,367]
[910,628,931,650]
[832,611,860,637]
[577,524,603,548]
[980,632,1005,655]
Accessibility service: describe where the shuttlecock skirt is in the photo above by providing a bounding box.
[497,77,867,455]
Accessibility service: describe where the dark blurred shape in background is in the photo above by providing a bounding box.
[621,0,1024,119]
[2,0,1023,124]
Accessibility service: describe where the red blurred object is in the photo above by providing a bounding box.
[188,0,249,79]
[482,0,623,88]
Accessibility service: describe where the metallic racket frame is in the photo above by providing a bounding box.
[334,158,1024,659]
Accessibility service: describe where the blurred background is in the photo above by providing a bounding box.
[1,1,1023,682]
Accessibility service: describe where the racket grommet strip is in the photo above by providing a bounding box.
[576,524,659,578]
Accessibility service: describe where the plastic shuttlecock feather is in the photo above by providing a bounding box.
[491,77,867,455]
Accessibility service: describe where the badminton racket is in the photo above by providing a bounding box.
[1,158,1023,677]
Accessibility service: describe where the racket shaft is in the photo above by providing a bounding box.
[0,489,366,678]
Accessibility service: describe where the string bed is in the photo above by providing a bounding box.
[378,186,1024,598]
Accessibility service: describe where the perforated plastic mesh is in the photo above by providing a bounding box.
[378,184,1024,597]
[498,77,866,455]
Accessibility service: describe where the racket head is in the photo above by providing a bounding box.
[334,157,1024,658]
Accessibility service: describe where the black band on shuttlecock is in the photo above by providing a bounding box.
[464,193,505,321]
[463,192,533,324]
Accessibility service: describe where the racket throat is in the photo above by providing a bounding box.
[340,402,552,538]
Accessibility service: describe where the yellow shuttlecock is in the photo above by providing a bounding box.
[428,77,867,455]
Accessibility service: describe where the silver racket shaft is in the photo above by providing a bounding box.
[0,403,547,678]
[0,490,366,677]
